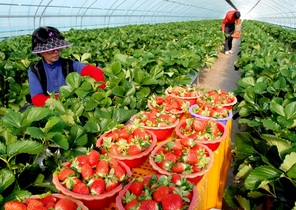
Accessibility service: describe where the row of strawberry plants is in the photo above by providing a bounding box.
[0,20,224,207]
[0,20,223,113]
[224,20,296,209]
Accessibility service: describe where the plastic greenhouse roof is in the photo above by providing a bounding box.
[0,0,295,39]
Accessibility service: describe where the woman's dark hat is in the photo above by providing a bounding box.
[32,27,73,54]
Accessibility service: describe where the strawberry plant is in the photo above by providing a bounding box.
[116,174,198,210]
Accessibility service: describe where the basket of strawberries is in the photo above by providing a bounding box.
[130,109,179,141]
[116,174,198,210]
[149,138,214,184]
[96,124,157,168]
[52,149,131,210]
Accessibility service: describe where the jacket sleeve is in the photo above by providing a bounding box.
[32,93,59,107]
[81,65,106,89]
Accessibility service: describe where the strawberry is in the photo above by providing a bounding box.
[4,201,26,210]
[125,198,139,210]
[72,182,90,195]
[193,119,207,132]
[58,168,76,181]
[90,177,106,195]
[54,198,78,210]
[153,185,172,202]
[157,160,172,171]
[25,198,44,210]
[139,200,158,210]
[164,152,177,163]
[171,162,187,173]
[166,140,182,151]
[105,173,119,192]
[118,128,130,139]
[40,195,56,207]
[161,193,184,210]
[81,163,94,180]
[112,164,126,182]
[180,137,195,147]
[64,177,82,190]
[109,144,121,155]
[183,149,198,165]
[127,144,141,155]
[171,174,182,185]
[173,149,183,158]
[129,179,144,196]
[95,159,109,177]
[88,150,100,167]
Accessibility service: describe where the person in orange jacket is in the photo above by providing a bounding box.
[221,10,241,55]
[28,26,106,107]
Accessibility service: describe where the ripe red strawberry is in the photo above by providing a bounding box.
[88,150,100,167]
[164,152,177,163]
[183,149,198,165]
[171,174,182,185]
[180,137,195,147]
[125,198,139,210]
[161,193,184,210]
[171,162,186,173]
[54,198,78,210]
[105,174,119,192]
[4,201,26,210]
[153,185,172,202]
[72,182,90,195]
[81,163,94,180]
[25,198,44,210]
[64,177,82,190]
[90,177,106,195]
[127,144,141,155]
[112,164,126,182]
[157,160,172,171]
[139,200,158,210]
[109,144,121,155]
[129,179,144,196]
[76,155,90,166]
[193,119,207,132]
[173,149,183,158]
[58,168,76,181]
[96,159,109,177]
[40,195,56,207]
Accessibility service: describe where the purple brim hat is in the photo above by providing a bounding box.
[32,37,73,54]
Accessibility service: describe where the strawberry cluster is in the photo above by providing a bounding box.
[119,174,196,210]
[55,150,129,195]
[202,89,235,105]
[131,110,178,128]
[165,85,204,98]
[97,125,154,156]
[177,118,222,140]
[4,194,80,210]
[148,94,190,114]
[150,138,211,174]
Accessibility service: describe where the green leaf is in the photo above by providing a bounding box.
[236,195,251,210]
[280,152,296,172]
[112,86,125,97]
[245,165,282,190]
[7,140,43,156]
[261,119,281,131]
[235,132,257,155]
[270,101,285,117]
[113,108,137,123]
[52,134,69,150]
[2,110,22,129]
[285,101,296,120]
[244,90,256,104]
[65,72,82,88]
[23,107,50,125]
[0,169,15,193]
[26,127,46,138]
[261,134,292,157]
[241,76,256,88]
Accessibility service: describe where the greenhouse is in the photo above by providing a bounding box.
[0,0,296,210]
